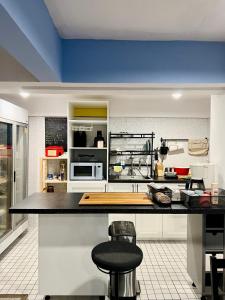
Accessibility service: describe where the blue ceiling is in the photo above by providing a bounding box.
[1,0,225,83]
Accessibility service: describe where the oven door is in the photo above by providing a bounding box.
[71,163,95,180]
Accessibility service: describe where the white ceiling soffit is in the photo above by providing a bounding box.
[0,82,225,97]
[44,0,225,41]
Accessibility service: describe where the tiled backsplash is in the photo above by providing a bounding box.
[109,117,209,170]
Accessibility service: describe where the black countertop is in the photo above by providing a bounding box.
[108,176,189,184]
[9,192,225,214]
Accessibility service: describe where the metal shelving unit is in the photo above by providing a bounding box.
[108,132,155,178]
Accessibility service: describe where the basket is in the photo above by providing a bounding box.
[147,184,172,206]
[180,189,225,208]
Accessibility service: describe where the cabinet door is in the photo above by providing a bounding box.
[107,183,135,192]
[108,183,135,226]
[136,214,163,240]
[14,124,28,227]
[136,184,163,239]
[136,183,148,193]
[0,122,13,239]
[162,214,187,239]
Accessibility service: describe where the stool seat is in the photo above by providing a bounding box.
[91,241,143,272]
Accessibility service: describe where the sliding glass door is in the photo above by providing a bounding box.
[0,122,13,238]
[14,124,28,227]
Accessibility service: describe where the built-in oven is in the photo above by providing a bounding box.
[70,162,103,180]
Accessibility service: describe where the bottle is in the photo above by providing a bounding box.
[211,182,219,205]
[155,160,164,177]
[60,162,65,181]
[73,131,87,147]
[94,131,105,148]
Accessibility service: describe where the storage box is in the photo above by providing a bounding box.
[180,189,225,208]
[45,146,64,157]
[205,231,224,251]
[147,184,172,206]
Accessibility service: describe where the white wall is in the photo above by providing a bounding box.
[28,116,45,195]
[210,95,225,187]
[5,94,210,118]
[109,95,210,118]
[0,99,28,124]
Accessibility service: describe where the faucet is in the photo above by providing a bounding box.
[127,155,136,176]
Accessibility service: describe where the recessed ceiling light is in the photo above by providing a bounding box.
[19,91,30,99]
[172,92,182,100]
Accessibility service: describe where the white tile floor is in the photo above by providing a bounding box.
[0,228,201,300]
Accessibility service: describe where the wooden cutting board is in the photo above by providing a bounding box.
[79,192,153,205]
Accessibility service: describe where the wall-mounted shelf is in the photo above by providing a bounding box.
[70,147,107,150]
[110,150,154,156]
[45,180,67,184]
[110,133,155,139]
[69,119,107,125]
[41,157,67,192]
[42,156,67,160]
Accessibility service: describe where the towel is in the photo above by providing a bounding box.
[168,143,184,155]
[188,138,209,156]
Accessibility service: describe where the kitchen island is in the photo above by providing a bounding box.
[10,192,225,299]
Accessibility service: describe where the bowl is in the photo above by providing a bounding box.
[174,167,190,176]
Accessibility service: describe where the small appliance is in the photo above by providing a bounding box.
[190,163,216,188]
[70,162,103,180]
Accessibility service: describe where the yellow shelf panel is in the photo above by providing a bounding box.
[73,107,107,118]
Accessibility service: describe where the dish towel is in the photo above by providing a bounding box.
[188,138,209,156]
[168,143,184,154]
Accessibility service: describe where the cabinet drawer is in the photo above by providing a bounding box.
[67,181,107,193]
[107,183,134,192]
[205,231,224,251]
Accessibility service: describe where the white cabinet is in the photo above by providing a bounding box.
[67,181,107,193]
[108,182,187,240]
[162,214,187,239]
[136,214,163,239]
[135,183,163,240]
[134,182,187,240]
[136,183,148,193]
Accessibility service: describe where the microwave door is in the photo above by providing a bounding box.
[74,164,94,180]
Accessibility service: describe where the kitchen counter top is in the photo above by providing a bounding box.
[108,176,189,184]
[9,192,225,214]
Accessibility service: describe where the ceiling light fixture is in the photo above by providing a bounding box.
[19,91,30,99]
[172,92,182,100]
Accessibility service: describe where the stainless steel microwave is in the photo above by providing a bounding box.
[70,162,103,180]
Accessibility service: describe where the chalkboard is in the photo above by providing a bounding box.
[45,117,67,152]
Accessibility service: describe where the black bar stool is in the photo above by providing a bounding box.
[92,240,143,300]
